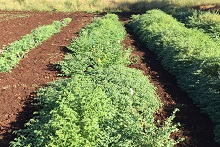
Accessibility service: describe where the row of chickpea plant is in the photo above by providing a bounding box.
[0,18,72,73]
[129,9,220,143]
[164,6,220,41]
[10,14,181,147]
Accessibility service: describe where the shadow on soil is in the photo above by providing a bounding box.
[0,93,37,147]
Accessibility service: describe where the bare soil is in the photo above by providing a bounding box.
[0,11,93,146]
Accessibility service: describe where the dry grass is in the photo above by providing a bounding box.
[0,0,219,12]
[0,13,31,21]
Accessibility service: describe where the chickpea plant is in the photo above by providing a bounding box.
[129,9,220,143]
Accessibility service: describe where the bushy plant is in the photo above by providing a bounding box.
[10,65,180,147]
[130,9,220,143]
[187,11,220,40]
[164,6,220,40]
[58,14,131,76]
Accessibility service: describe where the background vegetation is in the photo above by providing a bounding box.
[0,0,219,12]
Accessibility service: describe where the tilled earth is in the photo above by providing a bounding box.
[0,10,219,147]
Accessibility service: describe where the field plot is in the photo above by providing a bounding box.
[8,14,180,147]
[0,3,220,147]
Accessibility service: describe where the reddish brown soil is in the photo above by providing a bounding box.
[0,11,68,48]
[0,11,93,146]
[192,4,220,12]
[119,13,219,147]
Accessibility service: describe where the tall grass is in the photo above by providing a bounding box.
[0,0,219,12]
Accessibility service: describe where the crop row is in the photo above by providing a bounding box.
[164,6,220,40]
[10,14,180,146]
[0,18,72,73]
[57,14,131,76]
[129,9,220,143]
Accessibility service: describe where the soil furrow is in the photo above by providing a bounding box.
[0,12,93,146]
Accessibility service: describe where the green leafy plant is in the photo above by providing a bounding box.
[164,6,220,41]
[10,65,180,147]
[58,14,131,76]
[130,9,220,143]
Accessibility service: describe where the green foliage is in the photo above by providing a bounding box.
[164,6,220,40]
[163,6,194,23]
[10,65,180,147]
[58,14,131,76]
[0,18,72,73]
[129,9,220,143]
[187,11,220,40]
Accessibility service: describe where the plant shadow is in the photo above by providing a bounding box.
[0,93,37,147]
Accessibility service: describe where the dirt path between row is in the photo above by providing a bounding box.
[120,14,219,147]
[0,12,93,146]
